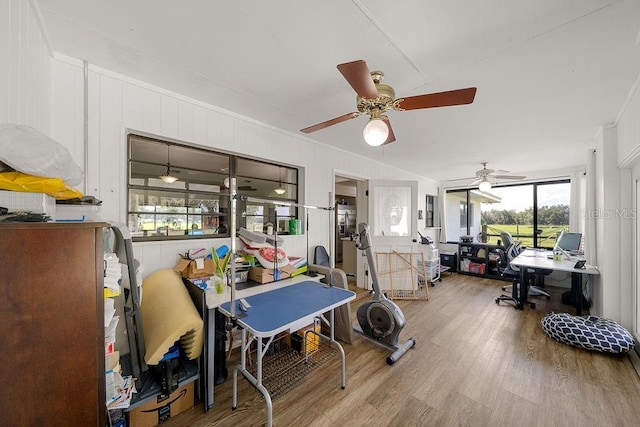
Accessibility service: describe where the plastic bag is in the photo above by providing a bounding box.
[0,171,83,200]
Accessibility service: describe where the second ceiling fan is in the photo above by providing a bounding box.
[301,59,477,146]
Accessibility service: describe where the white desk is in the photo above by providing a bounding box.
[219,281,355,427]
[510,249,599,314]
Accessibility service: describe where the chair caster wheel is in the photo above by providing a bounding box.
[546,296,551,300]
[495,298,500,304]
[530,303,536,309]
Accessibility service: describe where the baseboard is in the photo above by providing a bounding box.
[629,344,640,379]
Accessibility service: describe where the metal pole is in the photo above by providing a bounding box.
[230,176,237,317]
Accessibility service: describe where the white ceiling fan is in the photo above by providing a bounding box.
[470,162,526,191]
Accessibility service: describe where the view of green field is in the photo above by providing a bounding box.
[483,224,567,248]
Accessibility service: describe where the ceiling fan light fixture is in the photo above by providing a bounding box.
[479,179,491,192]
[274,187,286,195]
[363,117,389,146]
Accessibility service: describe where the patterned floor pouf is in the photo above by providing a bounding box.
[541,312,635,354]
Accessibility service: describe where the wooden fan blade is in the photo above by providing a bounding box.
[300,112,360,133]
[337,60,378,99]
[398,87,477,111]
[381,116,396,146]
[493,174,525,180]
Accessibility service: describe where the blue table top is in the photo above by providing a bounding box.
[219,281,355,336]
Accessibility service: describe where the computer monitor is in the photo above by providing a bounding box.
[554,231,582,253]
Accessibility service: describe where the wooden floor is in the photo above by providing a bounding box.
[162,273,640,427]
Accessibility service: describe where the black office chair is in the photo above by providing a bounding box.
[494,248,536,309]
[500,231,552,301]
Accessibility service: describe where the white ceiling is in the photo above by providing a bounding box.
[36,0,640,183]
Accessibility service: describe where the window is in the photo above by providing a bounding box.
[460,202,473,229]
[127,134,299,241]
[425,195,439,228]
[445,180,570,247]
[236,158,298,234]
[369,181,416,237]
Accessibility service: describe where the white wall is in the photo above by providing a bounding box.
[5,0,639,330]
[615,73,640,335]
[587,67,640,331]
[593,126,620,319]
[0,0,51,131]
[49,55,439,276]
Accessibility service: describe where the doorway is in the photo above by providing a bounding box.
[334,175,360,280]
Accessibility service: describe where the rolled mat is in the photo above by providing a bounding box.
[140,269,204,365]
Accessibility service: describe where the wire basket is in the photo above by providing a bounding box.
[245,331,339,399]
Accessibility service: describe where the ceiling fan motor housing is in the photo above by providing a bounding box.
[356,72,400,116]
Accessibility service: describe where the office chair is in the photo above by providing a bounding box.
[313,245,330,267]
[499,231,552,301]
[494,248,536,309]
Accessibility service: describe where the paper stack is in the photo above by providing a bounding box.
[104,252,122,297]
[289,256,308,276]
[106,370,136,410]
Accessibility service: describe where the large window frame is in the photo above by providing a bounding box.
[127,134,300,241]
[446,179,571,248]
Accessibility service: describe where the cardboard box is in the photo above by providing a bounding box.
[127,382,194,427]
[174,258,214,279]
[248,264,296,284]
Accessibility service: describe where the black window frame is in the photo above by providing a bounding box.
[126,134,300,242]
[447,179,570,248]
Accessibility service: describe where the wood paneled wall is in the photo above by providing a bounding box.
[0,0,52,131]
[50,56,439,276]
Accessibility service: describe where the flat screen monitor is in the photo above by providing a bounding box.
[555,231,582,253]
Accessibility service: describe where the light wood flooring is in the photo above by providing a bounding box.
[161,273,640,427]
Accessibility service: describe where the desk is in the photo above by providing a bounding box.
[219,281,355,427]
[184,273,324,411]
[510,250,599,314]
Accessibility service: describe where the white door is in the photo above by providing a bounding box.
[358,179,418,289]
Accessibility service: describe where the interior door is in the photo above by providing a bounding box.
[360,180,418,288]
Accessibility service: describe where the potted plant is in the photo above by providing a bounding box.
[212,248,231,294]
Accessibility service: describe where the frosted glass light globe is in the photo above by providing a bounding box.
[363,118,389,147]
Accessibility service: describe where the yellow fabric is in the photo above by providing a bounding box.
[0,171,83,200]
[140,269,204,365]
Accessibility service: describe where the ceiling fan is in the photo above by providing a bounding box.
[300,59,477,146]
[471,162,526,191]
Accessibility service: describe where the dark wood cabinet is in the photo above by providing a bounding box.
[0,222,107,426]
